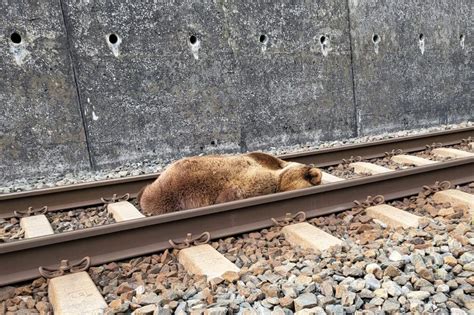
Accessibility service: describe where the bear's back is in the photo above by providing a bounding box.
[140,153,287,214]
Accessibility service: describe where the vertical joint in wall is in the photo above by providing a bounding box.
[58,0,96,170]
[345,0,359,137]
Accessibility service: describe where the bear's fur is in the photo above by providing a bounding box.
[138,152,322,215]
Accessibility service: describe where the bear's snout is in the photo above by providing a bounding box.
[308,167,322,185]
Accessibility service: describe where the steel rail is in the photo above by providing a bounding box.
[1,157,472,286]
[1,127,473,218]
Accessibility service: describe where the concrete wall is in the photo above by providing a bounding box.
[1,0,472,181]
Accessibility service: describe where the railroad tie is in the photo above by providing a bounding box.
[107,201,145,222]
[19,215,54,238]
[321,171,345,184]
[433,189,474,220]
[349,162,395,175]
[178,244,240,281]
[431,148,474,159]
[365,204,421,228]
[391,154,438,166]
[281,222,343,252]
[48,271,107,315]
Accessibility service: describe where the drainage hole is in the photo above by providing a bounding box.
[189,35,198,45]
[210,140,216,145]
[10,32,22,44]
[320,35,327,45]
[419,33,424,41]
[259,34,267,43]
[372,34,380,43]
[108,33,118,44]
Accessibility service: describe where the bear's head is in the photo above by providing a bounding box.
[278,163,322,192]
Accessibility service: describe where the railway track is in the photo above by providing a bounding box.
[3,180,474,314]
[1,126,473,217]
[1,127,473,313]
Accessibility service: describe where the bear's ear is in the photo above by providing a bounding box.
[247,152,286,170]
[304,167,322,185]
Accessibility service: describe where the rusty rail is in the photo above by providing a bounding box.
[1,126,473,218]
[1,157,472,285]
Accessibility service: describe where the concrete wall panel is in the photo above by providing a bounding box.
[224,0,356,150]
[61,0,244,168]
[0,1,90,181]
[349,0,473,135]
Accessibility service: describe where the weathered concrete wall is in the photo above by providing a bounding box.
[1,0,472,181]
[0,1,91,181]
[61,0,355,169]
[349,0,472,135]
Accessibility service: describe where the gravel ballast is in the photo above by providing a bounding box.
[1,183,473,314]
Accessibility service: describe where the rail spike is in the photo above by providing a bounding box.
[341,156,362,165]
[353,195,385,212]
[169,232,211,249]
[384,149,403,158]
[461,136,473,145]
[13,206,48,218]
[101,193,130,204]
[425,142,443,151]
[271,211,306,227]
[38,256,91,279]
[419,180,451,197]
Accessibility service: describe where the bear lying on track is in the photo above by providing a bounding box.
[138,152,322,215]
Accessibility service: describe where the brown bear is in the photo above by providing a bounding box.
[138,152,322,215]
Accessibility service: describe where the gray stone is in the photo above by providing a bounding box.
[369,297,384,306]
[431,253,444,266]
[407,291,430,300]
[436,284,450,293]
[154,307,172,315]
[175,302,187,314]
[449,308,467,315]
[364,274,381,290]
[255,304,272,315]
[359,289,374,299]
[414,278,432,290]
[341,291,356,306]
[374,288,388,299]
[320,281,334,297]
[325,304,344,315]
[294,306,325,315]
[342,266,364,277]
[382,281,402,297]
[134,305,156,315]
[409,299,423,313]
[432,293,448,304]
[349,279,366,292]
[136,292,162,305]
[282,284,298,298]
[205,307,228,315]
[393,275,410,286]
[463,262,474,272]
[294,293,318,312]
[382,299,400,313]
[435,268,449,281]
[388,251,403,262]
